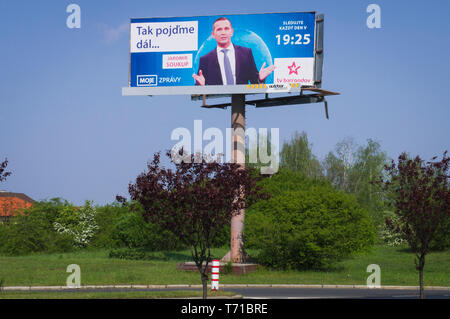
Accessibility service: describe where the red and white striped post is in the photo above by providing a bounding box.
[211,259,220,291]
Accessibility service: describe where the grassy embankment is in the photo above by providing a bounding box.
[0,245,448,290]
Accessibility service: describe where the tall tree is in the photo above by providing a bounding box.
[323,139,389,226]
[322,151,345,188]
[0,158,11,183]
[280,131,322,178]
[349,139,389,225]
[322,137,357,190]
[378,152,449,299]
[123,151,265,299]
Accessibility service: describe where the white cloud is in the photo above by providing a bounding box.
[99,22,129,44]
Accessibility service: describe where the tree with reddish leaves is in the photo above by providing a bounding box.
[378,151,449,299]
[123,151,266,299]
[0,158,11,183]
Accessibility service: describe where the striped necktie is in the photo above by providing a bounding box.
[221,49,234,85]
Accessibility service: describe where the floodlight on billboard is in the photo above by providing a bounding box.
[123,12,321,96]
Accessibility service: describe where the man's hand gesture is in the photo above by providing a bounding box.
[259,63,276,82]
[193,70,205,86]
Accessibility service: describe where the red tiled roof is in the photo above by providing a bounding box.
[0,192,35,217]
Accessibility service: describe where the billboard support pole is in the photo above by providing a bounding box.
[222,94,246,263]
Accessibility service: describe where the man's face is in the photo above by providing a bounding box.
[212,19,233,48]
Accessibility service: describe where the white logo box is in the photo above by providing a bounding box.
[162,54,193,69]
[130,21,198,53]
[273,57,314,86]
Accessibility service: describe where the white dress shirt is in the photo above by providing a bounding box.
[216,43,236,85]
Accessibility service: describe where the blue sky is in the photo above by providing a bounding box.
[1,0,449,205]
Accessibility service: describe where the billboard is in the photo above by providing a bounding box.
[126,12,317,95]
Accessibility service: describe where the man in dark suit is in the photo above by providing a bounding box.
[193,17,275,86]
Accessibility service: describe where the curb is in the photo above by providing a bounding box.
[2,284,450,291]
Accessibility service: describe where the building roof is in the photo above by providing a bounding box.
[0,192,35,204]
[0,192,35,217]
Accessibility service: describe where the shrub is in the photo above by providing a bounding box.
[109,202,187,251]
[89,202,130,248]
[109,248,150,260]
[110,212,227,252]
[379,211,450,251]
[210,224,230,248]
[0,213,51,255]
[430,217,450,251]
[0,199,75,255]
[380,210,449,251]
[109,248,176,261]
[245,169,376,270]
[53,201,99,248]
[111,212,152,248]
[378,211,407,247]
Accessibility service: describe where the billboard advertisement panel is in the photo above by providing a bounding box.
[128,12,316,94]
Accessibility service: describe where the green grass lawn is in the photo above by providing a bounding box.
[0,245,448,288]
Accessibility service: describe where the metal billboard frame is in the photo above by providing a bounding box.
[122,13,336,102]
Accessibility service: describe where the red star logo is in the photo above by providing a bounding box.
[288,62,301,75]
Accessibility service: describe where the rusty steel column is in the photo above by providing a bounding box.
[230,94,246,263]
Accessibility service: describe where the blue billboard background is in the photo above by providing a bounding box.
[130,12,316,87]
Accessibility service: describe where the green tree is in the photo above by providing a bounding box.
[280,131,322,178]
[90,202,130,248]
[109,201,187,251]
[323,139,389,228]
[322,151,345,188]
[0,198,74,255]
[53,201,99,248]
[348,139,389,226]
[322,137,357,191]
[245,169,376,270]
[124,151,265,299]
[378,152,449,298]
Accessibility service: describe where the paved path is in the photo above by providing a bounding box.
[223,286,450,299]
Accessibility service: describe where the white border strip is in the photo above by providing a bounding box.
[122,84,301,96]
